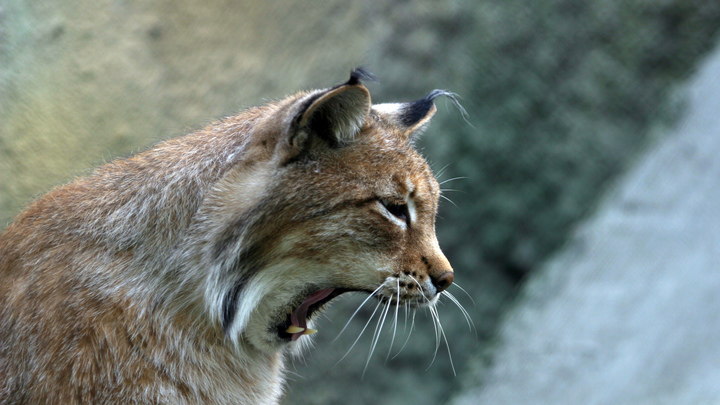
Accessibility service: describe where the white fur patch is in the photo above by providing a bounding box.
[407,197,417,227]
[223,278,269,347]
[372,103,403,115]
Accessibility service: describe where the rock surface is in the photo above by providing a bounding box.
[451,42,720,405]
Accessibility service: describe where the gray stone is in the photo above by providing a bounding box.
[451,41,720,405]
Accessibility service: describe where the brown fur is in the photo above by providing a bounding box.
[0,71,453,404]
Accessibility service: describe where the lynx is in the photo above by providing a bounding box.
[0,70,457,404]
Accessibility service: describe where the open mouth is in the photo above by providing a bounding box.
[277,288,352,341]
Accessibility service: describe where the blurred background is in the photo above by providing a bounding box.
[2,1,720,404]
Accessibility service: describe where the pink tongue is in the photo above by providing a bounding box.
[290,288,335,341]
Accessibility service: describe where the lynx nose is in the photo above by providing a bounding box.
[431,271,454,293]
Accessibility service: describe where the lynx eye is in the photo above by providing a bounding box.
[379,198,411,226]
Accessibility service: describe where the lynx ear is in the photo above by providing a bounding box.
[374,90,465,143]
[286,70,372,159]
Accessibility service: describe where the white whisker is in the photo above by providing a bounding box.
[431,306,442,351]
[333,285,383,343]
[403,301,409,333]
[392,309,417,359]
[434,306,457,376]
[409,275,434,308]
[450,282,476,308]
[364,298,392,377]
[386,282,401,362]
[436,163,452,179]
[335,299,383,366]
[440,194,458,208]
[408,275,425,296]
[439,176,467,186]
[425,307,441,371]
[443,291,475,333]
[429,306,441,359]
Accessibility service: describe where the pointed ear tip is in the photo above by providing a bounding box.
[297,85,370,128]
[342,82,372,109]
[347,68,377,86]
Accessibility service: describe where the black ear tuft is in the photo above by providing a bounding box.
[397,90,468,128]
[374,89,469,142]
[399,90,468,127]
[346,68,377,86]
[399,98,435,127]
[424,90,470,121]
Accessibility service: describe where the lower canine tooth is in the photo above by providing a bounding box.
[303,328,318,335]
[286,325,304,334]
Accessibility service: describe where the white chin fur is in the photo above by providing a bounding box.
[220,261,328,353]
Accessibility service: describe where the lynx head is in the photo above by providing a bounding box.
[189,70,456,354]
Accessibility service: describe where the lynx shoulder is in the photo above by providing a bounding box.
[0,70,455,404]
